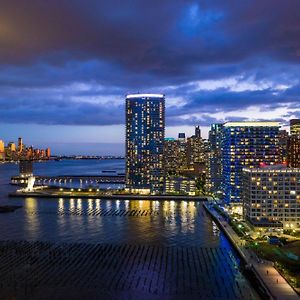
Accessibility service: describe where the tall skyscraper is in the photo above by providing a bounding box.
[222,122,281,202]
[125,94,165,194]
[18,137,23,153]
[288,119,300,168]
[195,126,201,138]
[290,119,300,135]
[278,130,288,164]
[46,148,51,158]
[208,123,223,195]
[163,138,180,175]
[0,140,5,160]
[8,142,16,152]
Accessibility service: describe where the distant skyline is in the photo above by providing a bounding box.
[1,1,300,155]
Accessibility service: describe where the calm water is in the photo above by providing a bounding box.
[0,160,260,299]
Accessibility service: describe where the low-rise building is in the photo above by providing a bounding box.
[243,165,300,230]
[164,176,196,196]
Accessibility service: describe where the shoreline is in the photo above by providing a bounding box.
[9,191,208,201]
[203,203,299,300]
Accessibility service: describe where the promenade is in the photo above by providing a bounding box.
[204,203,300,300]
[9,190,208,201]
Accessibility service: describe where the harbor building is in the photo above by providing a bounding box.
[125,94,165,194]
[243,165,300,230]
[222,122,281,202]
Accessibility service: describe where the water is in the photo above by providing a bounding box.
[0,160,260,299]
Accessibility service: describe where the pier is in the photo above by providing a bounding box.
[11,174,125,185]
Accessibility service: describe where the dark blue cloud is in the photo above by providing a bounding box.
[0,0,299,131]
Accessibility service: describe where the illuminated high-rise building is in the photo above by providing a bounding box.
[222,121,281,202]
[8,142,16,152]
[46,148,51,158]
[290,119,300,135]
[288,119,300,168]
[0,140,5,160]
[125,94,165,194]
[195,126,201,138]
[18,137,23,153]
[278,130,288,164]
[163,138,180,175]
[208,123,223,195]
[186,135,206,168]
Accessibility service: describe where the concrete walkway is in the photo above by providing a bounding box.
[204,203,300,300]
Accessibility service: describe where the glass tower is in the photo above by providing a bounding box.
[125,94,165,194]
[221,122,281,202]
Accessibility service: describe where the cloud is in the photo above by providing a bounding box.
[0,0,300,133]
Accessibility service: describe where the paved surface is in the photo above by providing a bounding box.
[205,204,300,300]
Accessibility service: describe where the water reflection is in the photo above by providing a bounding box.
[4,198,224,247]
[24,197,40,240]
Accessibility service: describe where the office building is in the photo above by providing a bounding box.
[125,93,165,194]
[243,166,300,230]
[290,119,300,135]
[177,133,188,170]
[222,122,281,202]
[288,119,300,168]
[186,127,207,168]
[195,126,201,138]
[164,176,196,196]
[19,160,33,178]
[18,137,23,153]
[278,130,288,164]
[8,142,16,152]
[163,138,180,175]
[0,140,4,160]
[46,148,51,158]
[208,123,223,195]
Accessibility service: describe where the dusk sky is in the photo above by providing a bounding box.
[1,0,300,155]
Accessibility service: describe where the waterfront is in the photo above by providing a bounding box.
[0,160,260,299]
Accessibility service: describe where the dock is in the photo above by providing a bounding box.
[11,174,125,185]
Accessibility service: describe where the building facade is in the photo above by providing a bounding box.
[0,140,4,160]
[208,123,223,195]
[164,176,196,196]
[163,138,180,175]
[222,122,281,202]
[125,94,165,194]
[288,119,300,168]
[243,166,300,230]
[19,160,33,178]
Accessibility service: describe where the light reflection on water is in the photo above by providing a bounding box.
[0,161,260,298]
[0,198,224,247]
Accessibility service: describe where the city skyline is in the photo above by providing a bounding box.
[1,1,300,154]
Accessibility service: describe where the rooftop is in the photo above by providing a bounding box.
[126,93,164,99]
[223,121,280,127]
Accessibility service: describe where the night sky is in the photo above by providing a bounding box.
[0,0,300,155]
